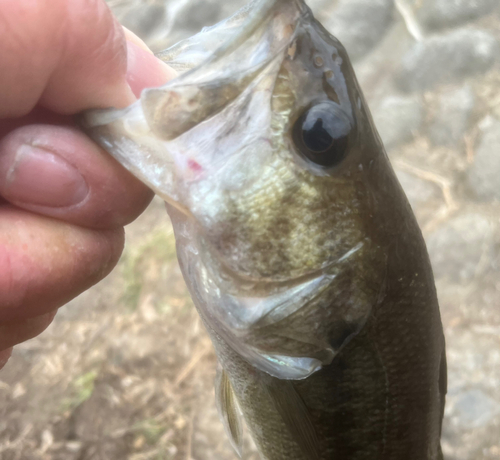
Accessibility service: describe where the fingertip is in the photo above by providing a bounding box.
[0,310,57,352]
[0,125,154,229]
[0,208,126,322]
[0,347,13,370]
[0,0,177,116]
[38,0,137,112]
[96,78,137,109]
[102,226,126,276]
[126,40,177,98]
[123,26,153,54]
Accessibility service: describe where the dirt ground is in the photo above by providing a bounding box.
[1,1,499,459]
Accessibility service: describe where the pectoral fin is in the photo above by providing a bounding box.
[265,379,320,460]
[215,366,244,457]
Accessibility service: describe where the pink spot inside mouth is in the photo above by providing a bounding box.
[188,158,203,172]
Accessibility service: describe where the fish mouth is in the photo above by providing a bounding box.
[81,0,309,204]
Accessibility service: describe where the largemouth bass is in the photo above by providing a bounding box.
[83,0,447,458]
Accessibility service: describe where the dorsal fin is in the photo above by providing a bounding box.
[265,379,320,460]
[215,365,244,457]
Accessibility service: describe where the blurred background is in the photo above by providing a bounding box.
[1,0,499,459]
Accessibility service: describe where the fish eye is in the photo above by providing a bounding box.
[292,101,352,168]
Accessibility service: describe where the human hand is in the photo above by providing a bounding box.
[0,0,175,369]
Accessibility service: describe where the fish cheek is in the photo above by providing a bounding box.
[199,170,360,281]
[203,195,296,280]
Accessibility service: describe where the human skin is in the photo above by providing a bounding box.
[0,0,175,369]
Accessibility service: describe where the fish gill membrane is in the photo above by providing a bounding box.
[82,1,447,459]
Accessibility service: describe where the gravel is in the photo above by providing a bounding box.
[467,118,500,201]
[395,169,438,209]
[425,212,496,282]
[372,95,423,151]
[427,84,475,147]
[417,0,499,31]
[396,29,499,92]
[117,1,167,43]
[447,389,500,430]
[324,0,394,61]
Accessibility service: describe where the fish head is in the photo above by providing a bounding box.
[83,0,396,378]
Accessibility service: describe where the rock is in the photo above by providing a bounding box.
[467,118,500,201]
[425,213,496,282]
[174,0,224,36]
[117,2,167,43]
[417,0,499,31]
[308,0,339,20]
[324,0,394,61]
[395,170,438,208]
[448,389,500,429]
[397,29,499,92]
[372,95,423,150]
[427,85,475,147]
[116,0,250,49]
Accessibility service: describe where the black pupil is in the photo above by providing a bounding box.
[293,101,353,168]
[303,118,334,152]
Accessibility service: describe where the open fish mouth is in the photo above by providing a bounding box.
[82,0,308,211]
[82,0,383,381]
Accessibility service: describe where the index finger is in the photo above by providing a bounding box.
[0,0,134,117]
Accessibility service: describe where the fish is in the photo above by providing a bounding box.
[82,0,447,458]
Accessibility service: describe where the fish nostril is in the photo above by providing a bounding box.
[314,56,324,68]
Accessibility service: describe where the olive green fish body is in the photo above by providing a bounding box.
[169,102,446,459]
